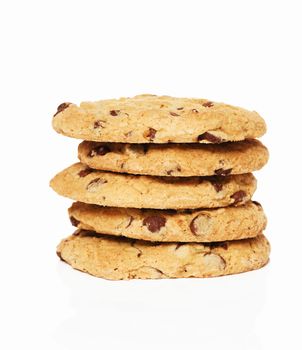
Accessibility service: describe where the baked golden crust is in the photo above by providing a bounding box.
[78,139,269,177]
[52,94,266,143]
[57,231,270,280]
[68,201,267,242]
[50,163,257,209]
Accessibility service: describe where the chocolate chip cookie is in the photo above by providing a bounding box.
[57,230,270,280]
[78,139,269,177]
[50,163,257,209]
[52,94,266,144]
[69,201,266,242]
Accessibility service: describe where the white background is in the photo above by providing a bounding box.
[1,1,301,349]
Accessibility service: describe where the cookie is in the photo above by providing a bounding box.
[69,201,267,242]
[50,163,257,209]
[57,230,270,280]
[52,94,266,144]
[78,139,269,177]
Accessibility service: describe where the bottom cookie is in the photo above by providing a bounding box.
[57,230,270,280]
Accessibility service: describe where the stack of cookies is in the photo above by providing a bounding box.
[51,94,270,280]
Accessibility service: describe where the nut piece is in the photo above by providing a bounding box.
[94,120,105,129]
[143,128,157,141]
[203,253,226,270]
[231,190,247,205]
[130,266,165,279]
[189,214,213,236]
[86,178,108,192]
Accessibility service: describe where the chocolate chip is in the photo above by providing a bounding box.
[110,110,120,116]
[94,120,105,128]
[214,168,232,176]
[209,177,224,192]
[170,112,180,116]
[54,102,71,117]
[97,145,110,155]
[78,168,93,177]
[144,128,157,141]
[143,216,166,232]
[89,145,110,157]
[253,200,262,207]
[197,132,222,143]
[202,101,214,107]
[231,190,246,205]
[213,182,223,192]
[166,166,181,175]
[192,109,199,113]
[177,107,184,110]
[86,178,108,192]
[70,216,80,227]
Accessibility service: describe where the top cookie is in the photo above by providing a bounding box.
[52,94,266,144]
